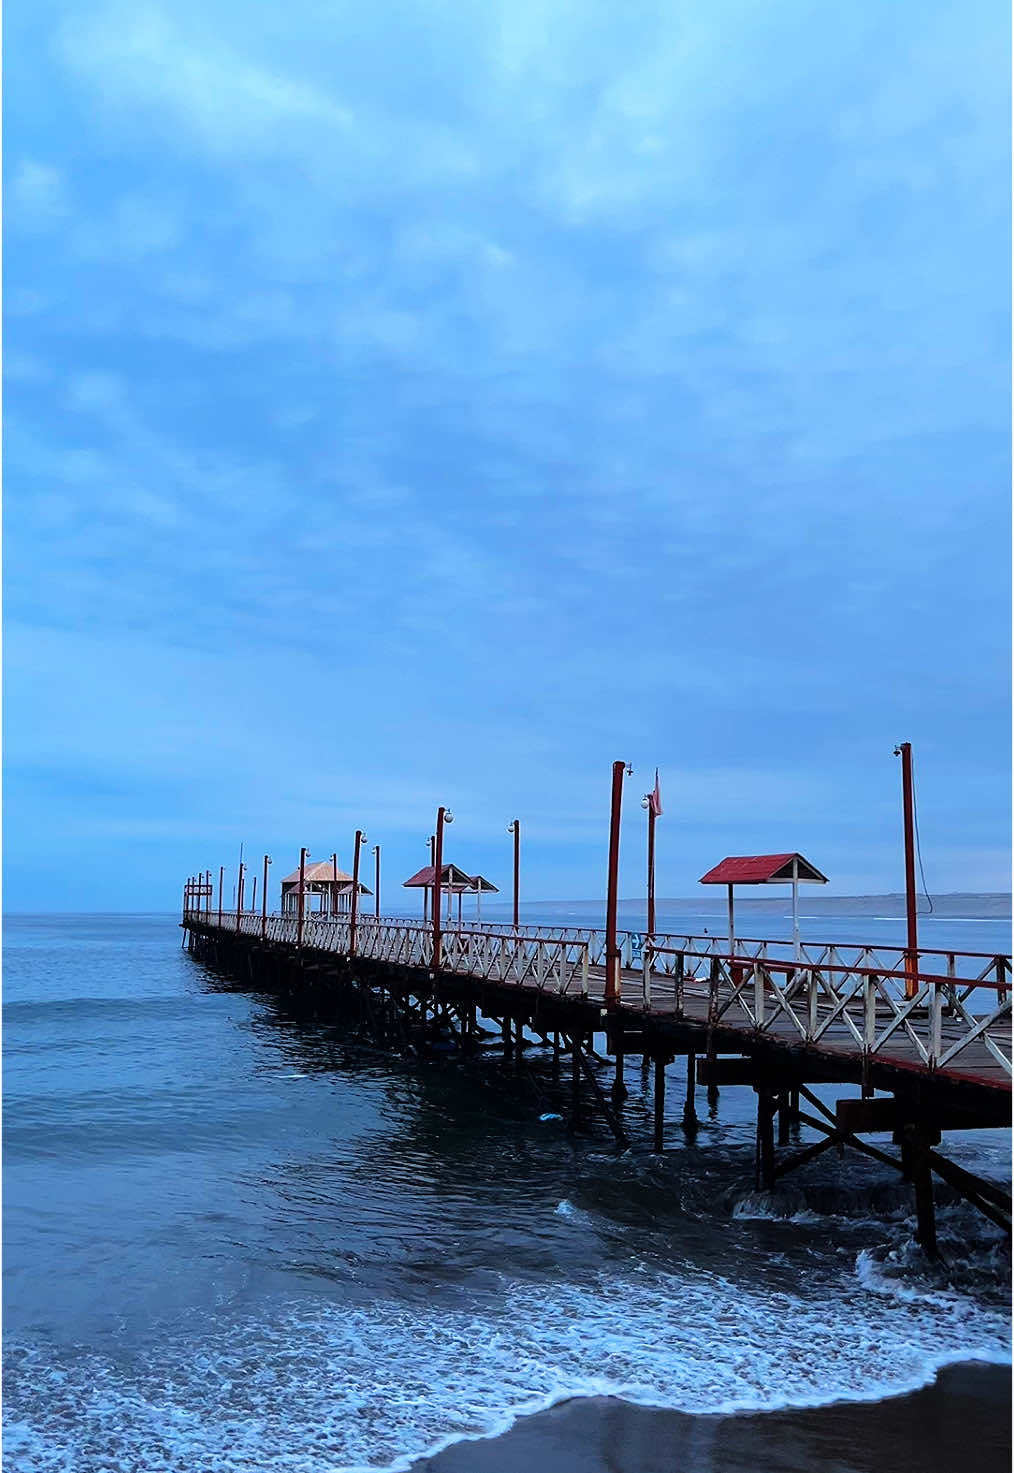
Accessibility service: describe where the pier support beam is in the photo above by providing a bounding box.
[683,1051,698,1128]
[653,1057,666,1153]
[611,1047,627,1106]
[755,1089,776,1191]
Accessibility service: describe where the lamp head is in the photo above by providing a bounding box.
[444,810,454,824]
[641,795,650,809]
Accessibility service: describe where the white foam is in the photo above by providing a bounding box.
[5,1256,1010,1473]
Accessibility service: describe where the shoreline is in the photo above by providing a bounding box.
[407,1361,1012,1473]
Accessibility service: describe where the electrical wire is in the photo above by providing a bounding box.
[911,756,934,915]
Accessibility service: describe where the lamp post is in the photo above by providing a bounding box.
[894,742,919,999]
[424,835,435,924]
[218,865,224,927]
[297,846,309,949]
[507,819,520,929]
[640,793,656,936]
[605,761,632,1005]
[235,861,245,934]
[373,844,381,919]
[432,807,453,970]
[350,830,366,957]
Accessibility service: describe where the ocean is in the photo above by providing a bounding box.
[3,904,1011,1472]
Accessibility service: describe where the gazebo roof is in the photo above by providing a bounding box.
[469,874,499,893]
[403,863,475,889]
[281,860,354,886]
[699,853,828,886]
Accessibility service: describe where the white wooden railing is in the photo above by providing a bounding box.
[185,910,589,996]
[640,944,1012,1079]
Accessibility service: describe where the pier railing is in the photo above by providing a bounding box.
[189,911,590,996]
[641,945,1012,1079]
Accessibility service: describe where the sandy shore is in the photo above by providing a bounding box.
[409,1361,1011,1473]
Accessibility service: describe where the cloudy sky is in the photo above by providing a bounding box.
[5,0,1010,911]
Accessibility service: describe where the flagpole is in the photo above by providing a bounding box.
[641,769,661,935]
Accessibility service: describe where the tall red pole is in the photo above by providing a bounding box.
[205,870,212,915]
[297,846,308,949]
[235,862,245,933]
[432,808,452,969]
[218,865,224,927]
[508,819,520,929]
[895,743,919,999]
[331,854,338,919]
[350,830,365,956]
[605,760,630,1005]
[373,845,381,918]
[647,803,656,935]
[261,855,270,940]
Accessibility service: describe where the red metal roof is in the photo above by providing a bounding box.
[402,863,475,889]
[699,853,828,885]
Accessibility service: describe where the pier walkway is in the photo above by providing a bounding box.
[182,905,1012,1252]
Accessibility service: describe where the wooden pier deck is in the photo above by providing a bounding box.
[181,906,1012,1252]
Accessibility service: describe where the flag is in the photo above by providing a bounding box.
[649,769,663,817]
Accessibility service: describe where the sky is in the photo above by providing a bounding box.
[4,0,1010,912]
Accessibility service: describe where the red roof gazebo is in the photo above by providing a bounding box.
[403,864,499,925]
[699,852,828,959]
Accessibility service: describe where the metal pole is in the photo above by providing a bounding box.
[218,865,224,927]
[895,742,919,999]
[250,875,257,916]
[374,845,381,918]
[647,803,656,935]
[350,830,364,956]
[235,862,244,933]
[605,760,630,1005]
[510,819,520,929]
[331,853,338,919]
[792,856,800,962]
[433,808,452,970]
[727,884,735,958]
[297,846,308,949]
[261,855,270,940]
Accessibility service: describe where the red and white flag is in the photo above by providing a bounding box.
[649,769,663,817]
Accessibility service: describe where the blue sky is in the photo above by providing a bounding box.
[4,0,1010,912]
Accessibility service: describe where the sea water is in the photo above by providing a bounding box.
[3,908,1011,1472]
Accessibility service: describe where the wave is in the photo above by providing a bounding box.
[5,1252,1010,1473]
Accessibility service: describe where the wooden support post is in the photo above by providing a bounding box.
[552,1030,561,1079]
[778,1091,792,1145]
[683,1051,697,1125]
[706,1032,719,1111]
[653,1057,665,1153]
[571,1034,581,1129]
[755,1089,776,1191]
[612,1046,626,1105]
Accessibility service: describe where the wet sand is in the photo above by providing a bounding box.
[410,1362,1011,1473]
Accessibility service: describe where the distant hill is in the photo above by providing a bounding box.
[615,892,1012,919]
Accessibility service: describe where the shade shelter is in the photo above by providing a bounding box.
[403,863,475,925]
[281,859,372,917]
[698,852,828,960]
[468,874,499,923]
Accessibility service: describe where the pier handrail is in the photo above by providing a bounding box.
[641,943,1012,1079]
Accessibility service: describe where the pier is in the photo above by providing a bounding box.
[182,892,1012,1256]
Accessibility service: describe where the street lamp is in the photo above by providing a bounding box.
[605,762,633,1005]
[235,860,245,934]
[432,807,453,969]
[506,819,520,930]
[372,844,381,919]
[297,847,310,949]
[351,830,366,957]
[261,855,272,940]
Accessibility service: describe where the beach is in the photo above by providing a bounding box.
[412,1363,1011,1473]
